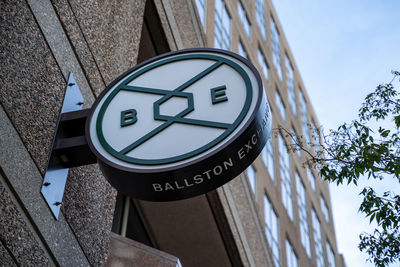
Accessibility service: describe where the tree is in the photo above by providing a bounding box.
[280,71,400,266]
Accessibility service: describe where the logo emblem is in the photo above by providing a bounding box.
[87,49,271,201]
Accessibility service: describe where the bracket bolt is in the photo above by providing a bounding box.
[43,182,51,187]
[54,201,62,206]
[68,83,75,86]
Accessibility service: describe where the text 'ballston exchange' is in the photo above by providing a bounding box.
[152,158,234,192]
[151,103,270,192]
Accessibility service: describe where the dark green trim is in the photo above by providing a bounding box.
[96,53,253,165]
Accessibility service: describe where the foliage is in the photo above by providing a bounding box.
[280,71,400,266]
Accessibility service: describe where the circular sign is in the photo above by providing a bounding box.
[87,48,272,201]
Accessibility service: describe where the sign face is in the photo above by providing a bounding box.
[87,49,271,201]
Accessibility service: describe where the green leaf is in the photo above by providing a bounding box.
[370,213,376,223]
[394,115,400,128]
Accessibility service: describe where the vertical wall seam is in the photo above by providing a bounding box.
[185,0,205,47]
[0,235,20,267]
[222,183,257,267]
[26,0,95,107]
[0,167,58,266]
[50,0,105,97]
[161,0,184,49]
[65,0,107,89]
[0,82,90,266]
[240,174,276,267]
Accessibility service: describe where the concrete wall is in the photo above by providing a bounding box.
[0,0,146,265]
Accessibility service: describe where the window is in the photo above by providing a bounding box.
[312,121,321,153]
[306,166,316,191]
[255,0,267,40]
[278,134,293,220]
[326,241,336,267]
[262,137,274,181]
[286,55,296,115]
[296,173,312,258]
[299,89,310,144]
[237,1,251,38]
[214,0,230,50]
[312,209,325,267]
[257,49,269,80]
[247,165,256,195]
[271,17,282,80]
[264,195,280,267]
[286,239,298,267]
[292,127,301,158]
[275,90,286,121]
[238,40,248,59]
[320,195,330,223]
[195,0,206,29]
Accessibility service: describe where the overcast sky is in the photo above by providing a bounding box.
[271,0,400,266]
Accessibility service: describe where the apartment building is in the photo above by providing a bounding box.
[194,0,346,266]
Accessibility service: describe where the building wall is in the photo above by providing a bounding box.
[0,0,146,265]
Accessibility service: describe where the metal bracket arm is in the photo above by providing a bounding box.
[41,73,96,219]
[54,109,96,168]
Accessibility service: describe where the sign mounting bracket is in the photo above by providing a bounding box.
[41,73,96,219]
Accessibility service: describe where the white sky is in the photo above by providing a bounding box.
[271,0,400,266]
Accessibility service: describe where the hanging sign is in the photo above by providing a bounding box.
[86,48,271,201]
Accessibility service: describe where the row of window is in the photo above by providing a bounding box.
[194,1,332,265]
[257,130,328,219]
[238,1,251,38]
[218,0,283,84]
[196,0,268,44]
[197,0,318,146]
[256,136,330,224]
[247,133,333,266]
[263,193,335,267]
[208,0,283,84]
[214,0,231,50]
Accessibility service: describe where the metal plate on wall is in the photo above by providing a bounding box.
[41,73,84,219]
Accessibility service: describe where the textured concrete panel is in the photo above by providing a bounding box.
[0,179,49,266]
[153,0,178,51]
[169,0,202,48]
[210,187,249,266]
[51,0,106,96]
[67,0,146,85]
[0,105,89,266]
[229,176,273,267]
[27,0,95,109]
[62,164,117,266]
[24,0,118,265]
[107,233,180,267]
[0,238,17,267]
[0,0,65,174]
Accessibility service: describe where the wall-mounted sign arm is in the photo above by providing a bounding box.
[54,109,97,168]
[41,73,95,219]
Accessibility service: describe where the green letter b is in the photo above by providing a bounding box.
[121,109,137,127]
